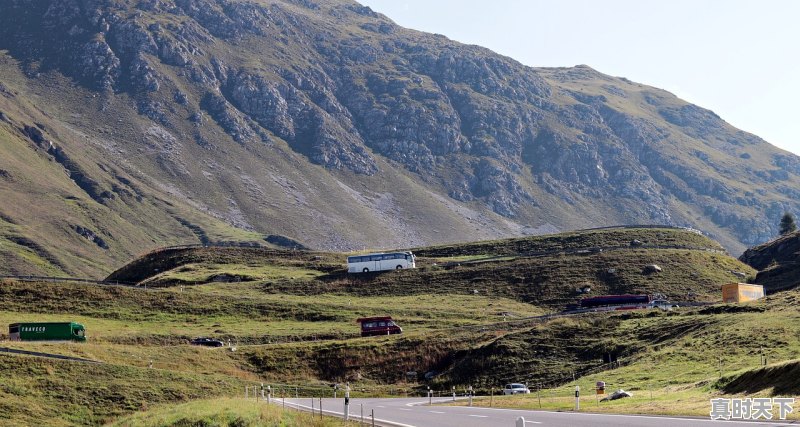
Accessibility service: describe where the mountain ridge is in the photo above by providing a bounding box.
[0,0,797,276]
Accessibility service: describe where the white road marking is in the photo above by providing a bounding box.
[279,401,417,427]
[467,414,488,418]
[405,400,432,407]
[429,411,446,414]
[525,421,542,425]
[399,408,412,411]
[376,405,385,408]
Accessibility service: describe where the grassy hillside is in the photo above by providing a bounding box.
[457,289,800,419]
[107,228,752,309]
[0,352,247,426]
[0,228,791,425]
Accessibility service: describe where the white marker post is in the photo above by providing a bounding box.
[516,417,526,427]
[267,385,272,404]
[468,386,473,407]
[344,382,350,421]
[575,385,580,411]
[452,386,456,401]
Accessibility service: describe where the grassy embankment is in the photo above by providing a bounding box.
[109,398,354,427]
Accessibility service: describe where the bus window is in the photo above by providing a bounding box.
[369,255,381,261]
[378,322,386,327]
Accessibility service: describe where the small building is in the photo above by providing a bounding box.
[722,283,765,303]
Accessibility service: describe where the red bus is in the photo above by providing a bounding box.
[356,316,402,337]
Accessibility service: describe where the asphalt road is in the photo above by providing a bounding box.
[277,397,797,427]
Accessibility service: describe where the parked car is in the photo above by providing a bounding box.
[649,300,679,310]
[502,383,531,395]
[189,337,224,347]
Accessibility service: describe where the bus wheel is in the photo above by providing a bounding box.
[396,265,403,270]
[362,268,369,273]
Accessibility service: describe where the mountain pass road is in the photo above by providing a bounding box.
[276,397,796,427]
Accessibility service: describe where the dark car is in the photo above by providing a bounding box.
[356,316,402,337]
[189,337,224,347]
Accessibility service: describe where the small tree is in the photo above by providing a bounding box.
[779,212,797,235]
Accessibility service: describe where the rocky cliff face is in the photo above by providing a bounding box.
[740,232,800,292]
[0,0,798,275]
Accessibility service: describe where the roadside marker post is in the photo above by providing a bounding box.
[538,383,542,408]
[468,386,473,407]
[428,386,432,406]
[516,417,526,427]
[371,409,375,427]
[452,386,456,401]
[344,382,351,421]
[575,385,580,411]
[267,385,271,404]
[595,381,605,406]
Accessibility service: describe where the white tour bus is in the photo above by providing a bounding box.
[347,251,416,273]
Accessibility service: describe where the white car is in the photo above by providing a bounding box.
[502,383,531,395]
[649,300,679,310]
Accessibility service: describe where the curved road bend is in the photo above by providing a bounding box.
[278,397,796,427]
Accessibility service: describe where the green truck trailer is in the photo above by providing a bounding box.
[8,322,86,342]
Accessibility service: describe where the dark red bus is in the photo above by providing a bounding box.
[357,316,402,337]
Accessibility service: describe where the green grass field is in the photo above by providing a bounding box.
[110,397,355,427]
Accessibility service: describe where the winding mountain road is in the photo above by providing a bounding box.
[278,397,796,427]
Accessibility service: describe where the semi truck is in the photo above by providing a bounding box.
[577,294,678,312]
[8,322,87,342]
[580,294,651,308]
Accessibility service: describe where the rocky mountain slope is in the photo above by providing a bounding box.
[740,231,800,292]
[1,0,798,277]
